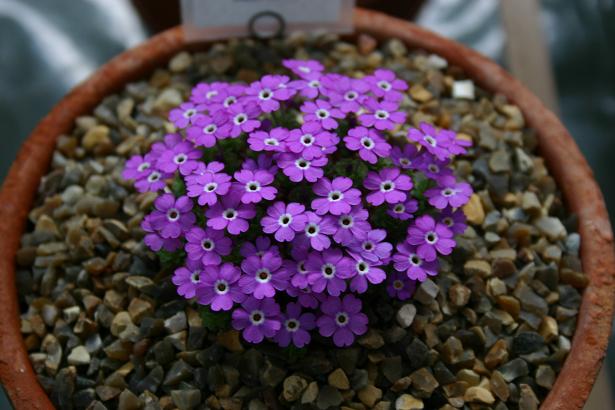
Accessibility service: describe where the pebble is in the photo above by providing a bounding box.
[171,389,202,410]
[396,304,417,328]
[316,385,343,409]
[535,364,555,389]
[414,279,439,304]
[169,52,192,72]
[519,384,539,410]
[448,284,471,306]
[82,125,112,153]
[452,80,475,99]
[117,389,143,410]
[328,368,350,390]
[67,345,91,366]
[301,381,319,404]
[395,394,424,410]
[283,375,308,402]
[463,194,485,225]
[358,385,382,407]
[464,386,495,404]
[535,216,567,241]
[498,358,529,382]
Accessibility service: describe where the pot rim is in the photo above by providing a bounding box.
[0,8,613,410]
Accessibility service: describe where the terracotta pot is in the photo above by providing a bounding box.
[0,8,613,410]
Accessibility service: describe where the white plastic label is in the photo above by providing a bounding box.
[181,0,355,41]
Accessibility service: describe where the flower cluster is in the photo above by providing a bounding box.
[123,60,472,347]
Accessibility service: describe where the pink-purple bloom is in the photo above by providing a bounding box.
[274,302,316,348]
[317,294,368,347]
[306,248,353,296]
[408,122,454,161]
[185,227,232,266]
[197,263,244,311]
[286,122,336,160]
[248,127,288,152]
[347,229,392,263]
[300,100,344,130]
[364,168,413,206]
[246,75,295,112]
[231,297,281,344]
[277,153,327,183]
[366,68,408,101]
[240,254,289,299]
[425,175,472,209]
[359,98,406,131]
[149,194,195,239]
[406,215,456,262]
[331,207,371,245]
[185,168,232,206]
[311,177,361,216]
[205,193,256,235]
[261,202,308,242]
[234,169,277,204]
[386,272,417,300]
[393,242,439,281]
[344,126,392,164]
[172,259,204,299]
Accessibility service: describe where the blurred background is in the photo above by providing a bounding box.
[1,0,614,408]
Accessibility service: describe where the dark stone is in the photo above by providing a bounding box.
[406,338,429,370]
[498,358,529,382]
[512,332,545,355]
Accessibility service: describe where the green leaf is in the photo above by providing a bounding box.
[171,176,186,196]
[285,345,308,363]
[158,249,186,271]
[199,306,231,332]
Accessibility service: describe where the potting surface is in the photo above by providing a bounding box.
[15,34,586,409]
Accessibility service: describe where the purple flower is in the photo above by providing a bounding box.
[169,102,205,129]
[246,75,295,112]
[290,72,325,99]
[442,130,472,156]
[347,229,392,263]
[406,215,456,261]
[149,194,196,239]
[306,248,353,296]
[386,272,417,300]
[366,68,408,101]
[348,257,386,293]
[190,81,228,104]
[286,122,337,160]
[407,123,453,161]
[311,177,361,216]
[141,214,182,252]
[172,259,203,299]
[283,59,324,78]
[206,83,247,112]
[274,303,316,348]
[322,74,370,114]
[391,144,421,170]
[286,286,321,309]
[185,168,232,206]
[300,100,344,130]
[277,153,327,183]
[240,236,279,258]
[425,175,472,209]
[123,154,154,181]
[232,297,281,344]
[331,207,371,245]
[285,246,310,289]
[242,154,278,174]
[197,262,244,311]
[359,98,406,131]
[393,242,439,281]
[296,212,336,251]
[186,113,230,147]
[415,155,453,180]
[261,202,308,242]
[248,127,288,152]
[438,208,467,235]
[132,161,169,193]
[157,140,202,176]
[344,127,391,164]
[205,192,256,235]
[317,294,368,347]
[234,169,277,204]
[185,227,232,266]
[240,254,289,299]
[364,168,413,206]
[227,102,261,137]
[387,199,419,221]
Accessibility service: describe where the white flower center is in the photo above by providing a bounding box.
[361,137,374,150]
[278,213,292,227]
[204,182,218,192]
[424,135,437,147]
[137,162,151,172]
[264,138,279,146]
[298,66,311,74]
[442,188,456,197]
[183,108,197,119]
[215,279,229,295]
[250,310,265,325]
[206,90,218,99]
[259,88,273,100]
[335,312,349,327]
[305,223,319,237]
[409,253,422,266]
[428,164,440,173]
[425,231,438,244]
[380,180,395,192]
[173,153,187,164]
[375,110,390,120]
[362,241,374,251]
[256,269,271,283]
[309,80,321,89]
[201,239,215,251]
[285,318,300,332]
[190,271,201,284]
[345,91,358,101]
[223,208,237,220]
[356,260,369,275]
[295,158,310,170]
[204,124,217,134]
[167,208,180,222]
[394,204,405,214]
[297,261,308,275]
[322,263,336,278]
[443,217,454,227]
[328,190,343,202]
[400,158,411,166]
[234,113,247,125]
[224,96,236,107]
[339,215,353,228]
[246,181,261,192]
[301,134,314,146]
[316,109,330,119]
[147,171,161,182]
[377,80,392,91]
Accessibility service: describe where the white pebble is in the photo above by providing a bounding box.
[452,80,475,99]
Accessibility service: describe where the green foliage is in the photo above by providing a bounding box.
[284,345,308,363]
[171,176,186,196]
[199,306,232,332]
[158,249,186,271]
